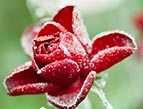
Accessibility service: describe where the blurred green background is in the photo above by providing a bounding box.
[0,0,143,109]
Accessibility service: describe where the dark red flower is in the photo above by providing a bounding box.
[134,12,143,32]
[137,39,143,58]
[133,12,143,59]
[4,6,136,109]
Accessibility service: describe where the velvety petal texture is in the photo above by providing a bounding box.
[38,21,66,37]
[46,71,95,109]
[91,31,136,73]
[38,59,80,86]
[59,32,91,76]
[53,6,91,53]
[4,61,60,95]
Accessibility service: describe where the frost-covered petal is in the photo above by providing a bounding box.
[3,61,60,95]
[60,32,91,76]
[38,59,80,86]
[46,71,96,109]
[91,31,136,73]
[34,29,91,76]
[60,32,87,58]
[38,21,66,37]
[21,24,40,57]
[91,30,136,56]
[34,50,66,69]
[53,6,91,53]
[91,47,134,73]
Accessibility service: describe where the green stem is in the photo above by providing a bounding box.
[76,96,92,109]
[91,81,113,109]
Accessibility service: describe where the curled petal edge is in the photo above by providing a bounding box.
[91,30,137,73]
[91,47,135,73]
[46,71,96,109]
[3,61,60,95]
[37,59,80,86]
[37,21,67,37]
[53,5,91,53]
[91,30,137,55]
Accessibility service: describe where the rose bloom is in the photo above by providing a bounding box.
[133,12,143,59]
[134,12,143,32]
[4,6,136,109]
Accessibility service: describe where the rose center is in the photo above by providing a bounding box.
[44,43,59,54]
[35,34,60,55]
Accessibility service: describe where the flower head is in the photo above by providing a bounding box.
[133,12,143,58]
[134,12,143,32]
[4,6,136,109]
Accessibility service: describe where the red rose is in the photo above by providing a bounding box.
[32,21,90,85]
[4,6,136,109]
[134,12,143,32]
[133,12,143,59]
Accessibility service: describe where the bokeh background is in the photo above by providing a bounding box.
[0,0,143,109]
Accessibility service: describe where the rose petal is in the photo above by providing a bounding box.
[46,71,96,109]
[34,50,66,69]
[32,58,39,71]
[21,24,40,57]
[91,31,136,73]
[133,12,143,31]
[91,47,134,73]
[136,39,143,58]
[53,6,91,53]
[3,61,60,95]
[60,32,91,76]
[38,59,80,86]
[53,6,73,33]
[32,32,66,69]
[38,21,66,37]
[60,32,87,57]
[32,35,59,53]
[91,30,136,56]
